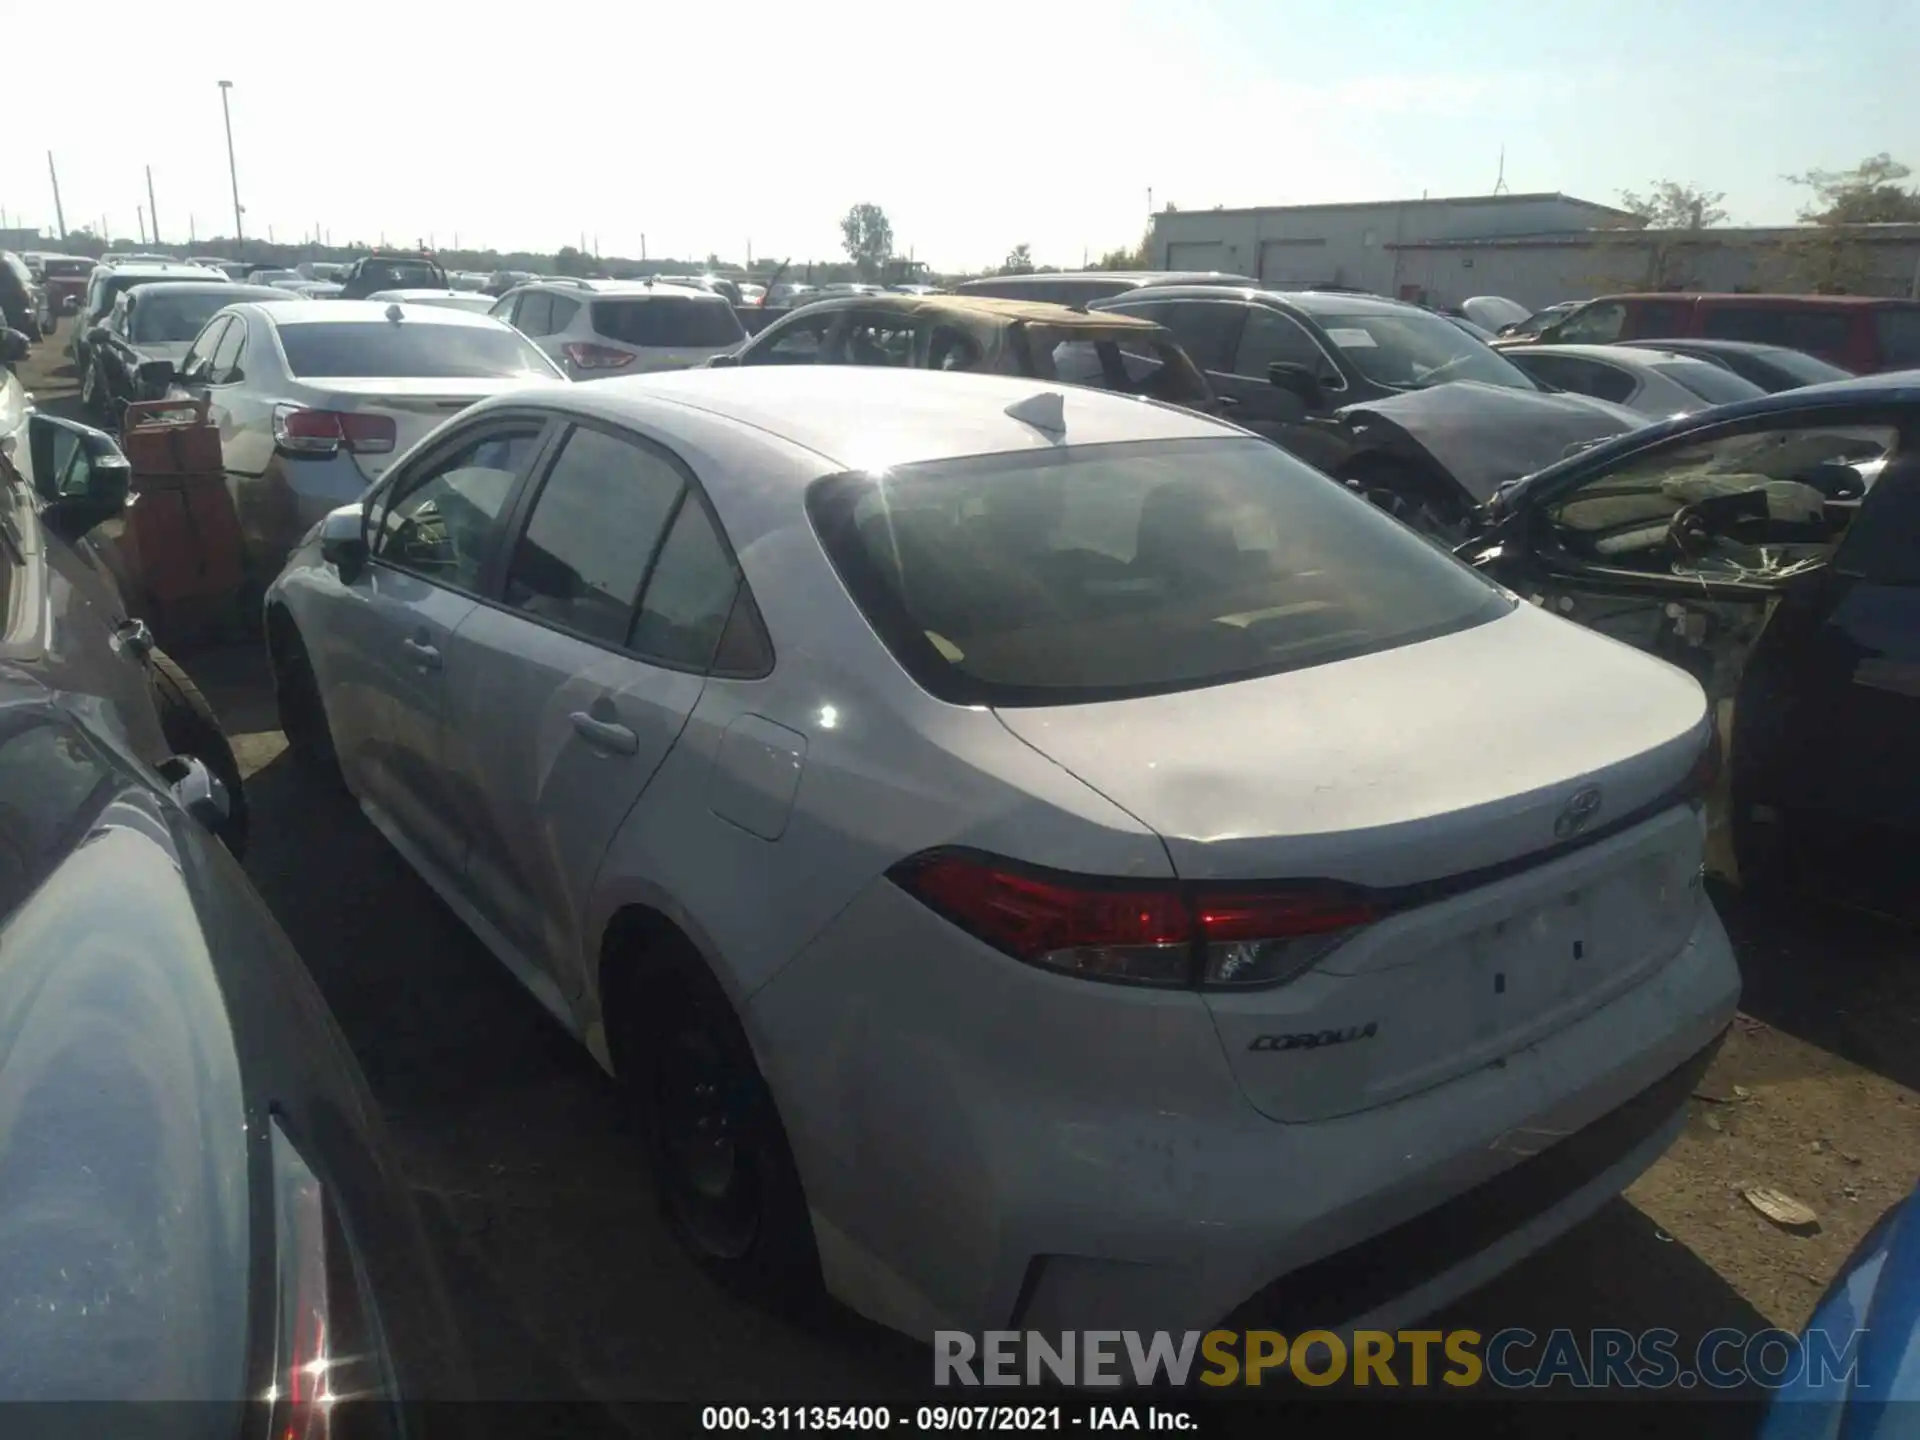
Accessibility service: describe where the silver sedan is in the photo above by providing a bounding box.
[155,299,563,588]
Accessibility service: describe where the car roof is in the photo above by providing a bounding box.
[1615,338,1800,357]
[1509,343,1716,368]
[1094,284,1426,318]
[241,299,508,328]
[521,278,720,299]
[364,288,475,299]
[129,281,288,302]
[785,292,1164,331]
[512,366,1228,471]
[103,262,217,279]
[1585,291,1918,309]
[963,269,1252,287]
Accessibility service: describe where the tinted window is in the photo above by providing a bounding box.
[1136,301,1243,370]
[629,497,740,668]
[1875,309,1920,368]
[504,428,684,647]
[277,322,557,378]
[514,292,556,336]
[1234,306,1331,379]
[371,426,544,589]
[179,317,230,380]
[1651,360,1766,406]
[43,259,93,280]
[130,291,240,345]
[1632,301,1692,336]
[842,315,915,366]
[1516,354,1636,404]
[590,296,745,348]
[209,320,247,384]
[0,718,115,917]
[1837,456,1920,585]
[550,296,580,332]
[806,437,1511,706]
[1747,348,1852,388]
[927,325,983,371]
[1701,305,1853,357]
[1034,331,1213,407]
[358,259,443,289]
[1555,302,1626,344]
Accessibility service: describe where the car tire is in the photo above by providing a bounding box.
[611,945,821,1311]
[1342,462,1470,544]
[268,613,344,790]
[150,647,249,859]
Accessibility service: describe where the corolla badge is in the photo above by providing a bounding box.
[1554,785,1604,840]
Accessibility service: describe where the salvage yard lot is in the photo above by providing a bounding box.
[18,330,1920,1424]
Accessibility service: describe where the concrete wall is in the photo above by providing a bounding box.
[1148,197,1628,291]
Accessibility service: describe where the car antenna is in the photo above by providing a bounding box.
[1004,391,1067,438]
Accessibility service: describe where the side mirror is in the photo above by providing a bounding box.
[318,502,369,582]
[0,329,27,366]
[26,414,132,540]
[1268,360,1326,408]
[61,294,81,314]
[158,754,232,838]
[706,351,740,368]
[136,358,177,395]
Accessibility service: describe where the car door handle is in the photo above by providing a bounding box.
[401,637,441,669]
[569,711,639,755]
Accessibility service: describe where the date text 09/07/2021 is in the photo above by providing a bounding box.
[701,1405,1197,1431]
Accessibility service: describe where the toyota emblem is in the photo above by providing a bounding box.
[1554,785,1604,840]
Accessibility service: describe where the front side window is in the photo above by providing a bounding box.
[1312,308,1539,391]
[1233,306,1333,381]
[371,425,545,590]
[927,325,984,371]
[179,317,231,381]
[1556,301,1627,345]
[842,315,916,367]
[807,437,1511,706]
[1127,301,1243,371]
[503,427,685,647]
[1544,420,1898,581]
[745,312,838,365]
[208,319,247,384]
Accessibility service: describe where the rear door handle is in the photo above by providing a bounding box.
[401,637,441,669]
[569,711,639,755]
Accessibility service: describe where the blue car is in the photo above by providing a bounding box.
[1462,371,1920,904]
[1759,1179,1920,1434]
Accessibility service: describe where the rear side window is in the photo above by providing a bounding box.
[806,437,1511,706]
[1555,302,1626,344]
[591,296,745,348]
[277,322,557,378]
[1632,301,1692,335]
[514,292,556,337]
[1651,360,1765,406]
[629,497,740,668]
[1033,330,1213,407]
[1874,309,1920,368]
[505,427,686,647]
[550,296,580,332]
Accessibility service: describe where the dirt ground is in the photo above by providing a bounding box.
[14,322,1920,1423]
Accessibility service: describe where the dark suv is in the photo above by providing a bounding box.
[1095,285,1642,529]
[337,251,450,299]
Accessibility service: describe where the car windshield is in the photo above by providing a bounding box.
[1651,360,1767,406]
[1312,309,1540,391]
[591,296,745,348]
[277,321,559,378]
[131,291,238,343]
[806,436,1512,707]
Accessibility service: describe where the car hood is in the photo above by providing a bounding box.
[1338,381,1646,502]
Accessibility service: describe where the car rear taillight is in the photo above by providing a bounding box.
[267,1116,334,1438]
[888,852,1376,989]
[562,342,636,370]
[273,405,398,456]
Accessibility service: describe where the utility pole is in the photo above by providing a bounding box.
[146,166,160,245]
[641,233,647,261]
[137,206,147,244]
[47,152,67,239]
[218,80,244,252]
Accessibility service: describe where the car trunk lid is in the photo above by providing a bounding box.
[992,602,1714,1121]
[299,377,534,482]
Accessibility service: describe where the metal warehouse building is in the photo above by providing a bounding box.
[1149,196,1920,310]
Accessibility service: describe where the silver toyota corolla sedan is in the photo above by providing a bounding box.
[157,299,563,587]
[264,367,1738,1342]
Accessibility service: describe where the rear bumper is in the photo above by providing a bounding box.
[752,885,1739,1340]
[237,454,370,582]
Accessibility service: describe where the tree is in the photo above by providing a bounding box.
[1613,179,1727,289]
[999,243,1034,275]
[1786,153,1920,224]
[553,245,590,276]
[840,203,893,280]
[1094,226,1151,270]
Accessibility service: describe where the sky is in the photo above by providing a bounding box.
[3,0,1915,272]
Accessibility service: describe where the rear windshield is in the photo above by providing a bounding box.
[278,321,557,378]
[591,296,745,348]
[806,437,1511,706]
[132,291,240,343]
[1875,309,1920,369]
[43,259,94,280]
[355,259,445,289]
[1651,360,1766,406]
[1034,329,1214,407]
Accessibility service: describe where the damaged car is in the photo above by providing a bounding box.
[1461,371,1920,897]
[1092,285,1644,536]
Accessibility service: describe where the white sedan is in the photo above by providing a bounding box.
[264,366,1739,1340]
[1501,342,1768,418]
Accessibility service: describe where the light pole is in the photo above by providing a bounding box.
[218,81,244,252]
